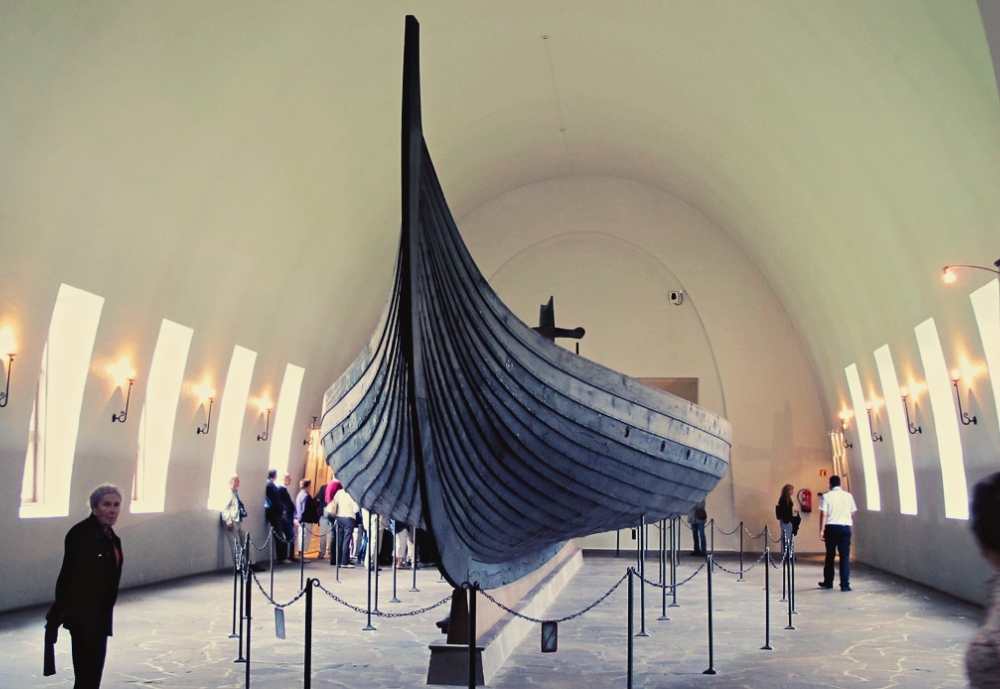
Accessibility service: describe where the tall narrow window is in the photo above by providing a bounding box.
[268,363,305,477]
[20,284,105,518]
[914,318,969,519]
[206,345,257,510]
[873,345,918,515]
[970,279,1000,433]
[844,363,881,511]
[131,319,193,513]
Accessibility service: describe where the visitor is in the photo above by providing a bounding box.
[45,485,124,689]
[775,483,797,552]
[220,474,248,563]
[966,471,1000,688]
[294,479,312,559]
[394,520,414,567]
[817,474,857,591]
[264,470,289,561]
[327,486,358,567]
[688,501,707,556]
[279,474,297,561]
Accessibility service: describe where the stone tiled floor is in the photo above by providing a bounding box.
[0,554,984,688]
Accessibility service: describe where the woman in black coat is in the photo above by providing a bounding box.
[46,485,124,689]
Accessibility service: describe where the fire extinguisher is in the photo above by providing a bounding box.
[797,488,813,513]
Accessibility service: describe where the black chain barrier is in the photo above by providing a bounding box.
[634,562,707,590]
[479,570,629,625]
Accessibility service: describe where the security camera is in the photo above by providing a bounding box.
[668,290,685,306]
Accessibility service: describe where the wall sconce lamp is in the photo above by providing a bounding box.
[941,259,1000,284]
[0,326,17,408]
[112,377,135,423]
[108,357,136,424]
[255,397,273,442]
[950,368,978,426]
[838,409,854,448]
[303,415,320,446]
[192,382,216,435]
[899,386,922,435]
[865,401,884,442]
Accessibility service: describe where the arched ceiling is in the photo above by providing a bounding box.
[2,2,999,422]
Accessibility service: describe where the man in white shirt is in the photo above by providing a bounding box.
[818,475,858,591]
[325,488,358,567]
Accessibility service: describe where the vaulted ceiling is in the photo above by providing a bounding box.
[3,1,999,423]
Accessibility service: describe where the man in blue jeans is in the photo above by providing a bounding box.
[817,475,858,591]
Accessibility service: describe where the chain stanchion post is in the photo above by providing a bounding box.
[235,534,248,663]
[468,584,478,689]
[761,525,773,650]
[244,548,252,689]
[391,525,401,603]
[627,567,634,689]
[784,537,795,630]
[300,523,306,590]
[269,529,275,600]
[781,530,788,602]
[364,512,376,631]
[738,520,744,582]
[374,515,381,614]
[229,544,240,638]
[410,534,420,592]
[658,518,669,621]
[709,518,715,571]
[637,514,648,637]
[703,551,716,675]
[335,524,341,582]
[790,533,796,616]
[669,516,678,608]
[304,577,313,689]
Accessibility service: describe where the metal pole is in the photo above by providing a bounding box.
[269,529,275,600]
[709,518,715,571]
[304,578,313,689]
[790,533,796,616]
[300,523,306,590]
[374,515,381,614]
[638,515,648,637]
[364,512,376,631]
[411,533,420,592]
[781,531,788,602]
[235,535,247,663]
[468,585,478,689]
[616,529,620,558]
[244,545,252,689]
[761,525,773,650]
[230,550,239,638]
[658,518,668,621]
[334,523,341,582]
[785,540,795,630]
[391,525,401,603]
[738,520,744,582]
[703,551,716,675]
[669,517,678,608]
[627,568,634,689]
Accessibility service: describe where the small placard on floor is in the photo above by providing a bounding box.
[541,621,557,653]
[275,608,286,639]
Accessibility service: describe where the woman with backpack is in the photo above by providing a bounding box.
[775,484,799,552]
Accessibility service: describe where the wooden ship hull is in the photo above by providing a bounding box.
[321,16,731,590]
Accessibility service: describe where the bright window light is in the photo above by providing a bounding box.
[845,364,881,511]
[131,319,193,514]
[268,363,305,477]
[873,345,918,515]
[914,318,969,520]
[20,284,105,518]
[970,279,1000,433]
[206,345,257,511]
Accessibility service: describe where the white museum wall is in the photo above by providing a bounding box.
[457,176,831,560]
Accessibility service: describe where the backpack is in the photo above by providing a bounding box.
[302,494,321,524]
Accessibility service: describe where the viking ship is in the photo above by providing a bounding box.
[321,16,731,590]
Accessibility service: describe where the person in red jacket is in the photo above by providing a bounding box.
[46,484,124,689]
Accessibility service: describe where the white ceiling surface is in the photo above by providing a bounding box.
[2,2,999,420]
